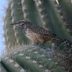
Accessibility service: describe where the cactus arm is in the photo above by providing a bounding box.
[46,0,72,42]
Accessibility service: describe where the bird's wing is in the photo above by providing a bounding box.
[29,25,56,37]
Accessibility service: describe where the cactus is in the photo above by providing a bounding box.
[1,46,65,72]
[1,0,72,72]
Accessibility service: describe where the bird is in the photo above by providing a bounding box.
[11,20,57,45]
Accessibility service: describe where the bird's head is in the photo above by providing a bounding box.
[11,20,32,30]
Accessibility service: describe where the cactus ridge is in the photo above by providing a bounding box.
[1,47,66,72]
[53,0,72,35]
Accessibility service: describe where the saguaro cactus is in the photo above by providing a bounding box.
[2,0,72,72]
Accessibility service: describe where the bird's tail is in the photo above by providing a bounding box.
[53,36,72,47]
[51,32,72,46]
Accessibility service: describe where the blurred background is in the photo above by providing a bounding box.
[0,0,8,56]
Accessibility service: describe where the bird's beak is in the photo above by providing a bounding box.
[11,22,20,25]
[11,22,21,29]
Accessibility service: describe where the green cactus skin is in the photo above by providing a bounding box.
[4,4,17,48]
[0,62,8,72]
[1,47,66,72]
[3,0,72,72]
[46,0,72,42]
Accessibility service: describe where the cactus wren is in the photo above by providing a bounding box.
[12,20,56,44]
